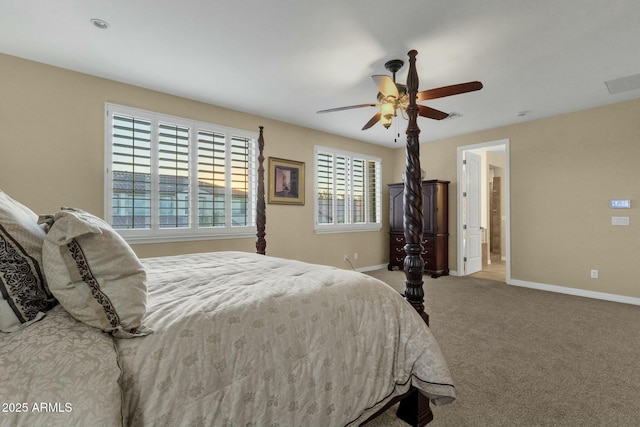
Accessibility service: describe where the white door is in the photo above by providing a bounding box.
[464,151,482,274]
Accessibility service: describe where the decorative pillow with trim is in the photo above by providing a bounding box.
[0,191,56,333]
[42,207,152,338]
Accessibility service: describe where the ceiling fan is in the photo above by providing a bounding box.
[317,59,483,130]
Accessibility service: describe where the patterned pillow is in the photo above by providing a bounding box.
[0,191,56,332]
[42,207,152,338]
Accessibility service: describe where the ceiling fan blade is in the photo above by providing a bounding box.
[317,103,378,113]
[417,81,483,101]
[362,112,382,130]
[372,75,399,97]
[418,105,449,120]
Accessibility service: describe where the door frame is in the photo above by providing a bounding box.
[456,138,511,282]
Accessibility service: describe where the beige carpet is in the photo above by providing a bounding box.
[363,270,640,427]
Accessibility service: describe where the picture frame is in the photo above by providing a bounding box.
[268,157,305,205]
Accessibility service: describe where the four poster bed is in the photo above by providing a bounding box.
[0,50,453,427]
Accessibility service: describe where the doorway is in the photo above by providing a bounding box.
[457,139,510,282]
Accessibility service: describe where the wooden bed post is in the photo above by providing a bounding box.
[403,50,428,326]
[396,49,434,427]
[256,126,267,255]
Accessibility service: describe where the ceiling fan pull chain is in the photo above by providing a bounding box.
[394,117,400,143]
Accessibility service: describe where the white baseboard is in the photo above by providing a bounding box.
[508,278,640,306]
[357,264,640,306]
[356,263,388,273]
[357,264,461,277]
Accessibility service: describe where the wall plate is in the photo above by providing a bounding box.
[612,216,630,226]
[610,199,631,209]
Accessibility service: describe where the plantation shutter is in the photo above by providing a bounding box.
[197,130,226,227]
[316,152,333,224]
[367,160,381,223]
[106,103,257,242]
[158,122,190,229]
[352,159,365,223]
[230,136,253,227]
[110,114,152,230]
[314,146,381,231]
[335,155,348,224]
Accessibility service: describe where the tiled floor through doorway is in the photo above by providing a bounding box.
[470,260,506,282]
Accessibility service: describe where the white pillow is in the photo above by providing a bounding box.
[42,207,152,338]
[0,190,56,332]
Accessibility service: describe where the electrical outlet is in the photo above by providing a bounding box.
[343,254,349,262]
[354,253,358,260]
[590,269,598,279]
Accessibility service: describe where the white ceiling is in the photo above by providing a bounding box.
[2,0,640,148]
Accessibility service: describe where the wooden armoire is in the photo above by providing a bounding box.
[388,180,449,278]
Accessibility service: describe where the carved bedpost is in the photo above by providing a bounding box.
[403,50,428,326]
[256,126,267,255]
[396,47,433,427]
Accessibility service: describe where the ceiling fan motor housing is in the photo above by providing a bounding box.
[384,59,405,75]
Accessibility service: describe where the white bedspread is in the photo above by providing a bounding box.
[116,251,455,427]
[0,305,123,427]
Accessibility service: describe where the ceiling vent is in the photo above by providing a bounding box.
[605,73,640,95]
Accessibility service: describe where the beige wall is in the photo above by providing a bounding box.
[0,53,395,269]
[4,53,640,299]
[392,98,640,299]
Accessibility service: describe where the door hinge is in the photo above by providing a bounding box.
[463,224,467,230]
[463,191,467,197]
[463,159,467,165]
[464,257,467,262]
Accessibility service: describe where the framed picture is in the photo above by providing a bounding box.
[268,157,305,205]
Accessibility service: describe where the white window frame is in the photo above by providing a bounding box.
[104,103,258,244]
[313,145,382,234]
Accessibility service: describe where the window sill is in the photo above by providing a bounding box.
[117,228,257,245]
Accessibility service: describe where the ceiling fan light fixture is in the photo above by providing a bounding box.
[380,102,395,129]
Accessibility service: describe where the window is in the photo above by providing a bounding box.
[105,104,257,243]
[314,146,381,233]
